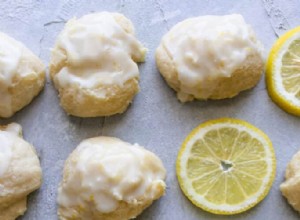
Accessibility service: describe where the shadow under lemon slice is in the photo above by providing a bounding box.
[176,118,276,215]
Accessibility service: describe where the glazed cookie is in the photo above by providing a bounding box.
[57,137,166,220]
[0,32,45,118]
[0,123,42,220]
[281,150,300,212]
[156,14,264,102]
[50,12,147,117]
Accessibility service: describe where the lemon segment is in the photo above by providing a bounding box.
[266,26,300,116]
[176,118,276,215]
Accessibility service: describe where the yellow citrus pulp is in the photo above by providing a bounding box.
[176,118,276,215]
[266,26,300,116]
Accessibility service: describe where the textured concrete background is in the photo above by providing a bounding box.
[0,0,300,219]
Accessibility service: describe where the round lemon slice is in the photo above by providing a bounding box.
[176,118,276,215]
[266,26,300,116]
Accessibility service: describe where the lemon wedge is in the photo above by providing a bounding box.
[176,118,276,215]
[266,26,300,116]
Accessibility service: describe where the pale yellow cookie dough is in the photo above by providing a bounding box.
[50,12,147,117]
[156,14,265,102]
[280,150,300,212]
[0,123,42,220]
[57,136,166,220]
[0,33,45,118]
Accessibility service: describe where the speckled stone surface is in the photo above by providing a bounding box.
[0,0,300,219]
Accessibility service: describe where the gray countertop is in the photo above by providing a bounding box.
[1,0,300,219]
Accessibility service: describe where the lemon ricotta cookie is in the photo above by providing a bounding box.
[0,123,42,220]
[156,14,265,102]
[0,32,45,118]
[50,12,147,117]
[281,150,300,212]
[57,136,166,220]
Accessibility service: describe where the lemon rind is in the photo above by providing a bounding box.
[266,26,300,116]
[176,118,276,215]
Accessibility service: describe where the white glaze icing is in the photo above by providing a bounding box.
[0,123,23,176]
[0,132,14,177]
[0,33,22,115]
[57,137,166,213]
[0,35,21,84]
[162,14,264,101]
[2,123,22,136]
[54,12,146,94]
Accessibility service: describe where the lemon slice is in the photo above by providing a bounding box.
[176,118,276,215]
[266,26,300,116]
